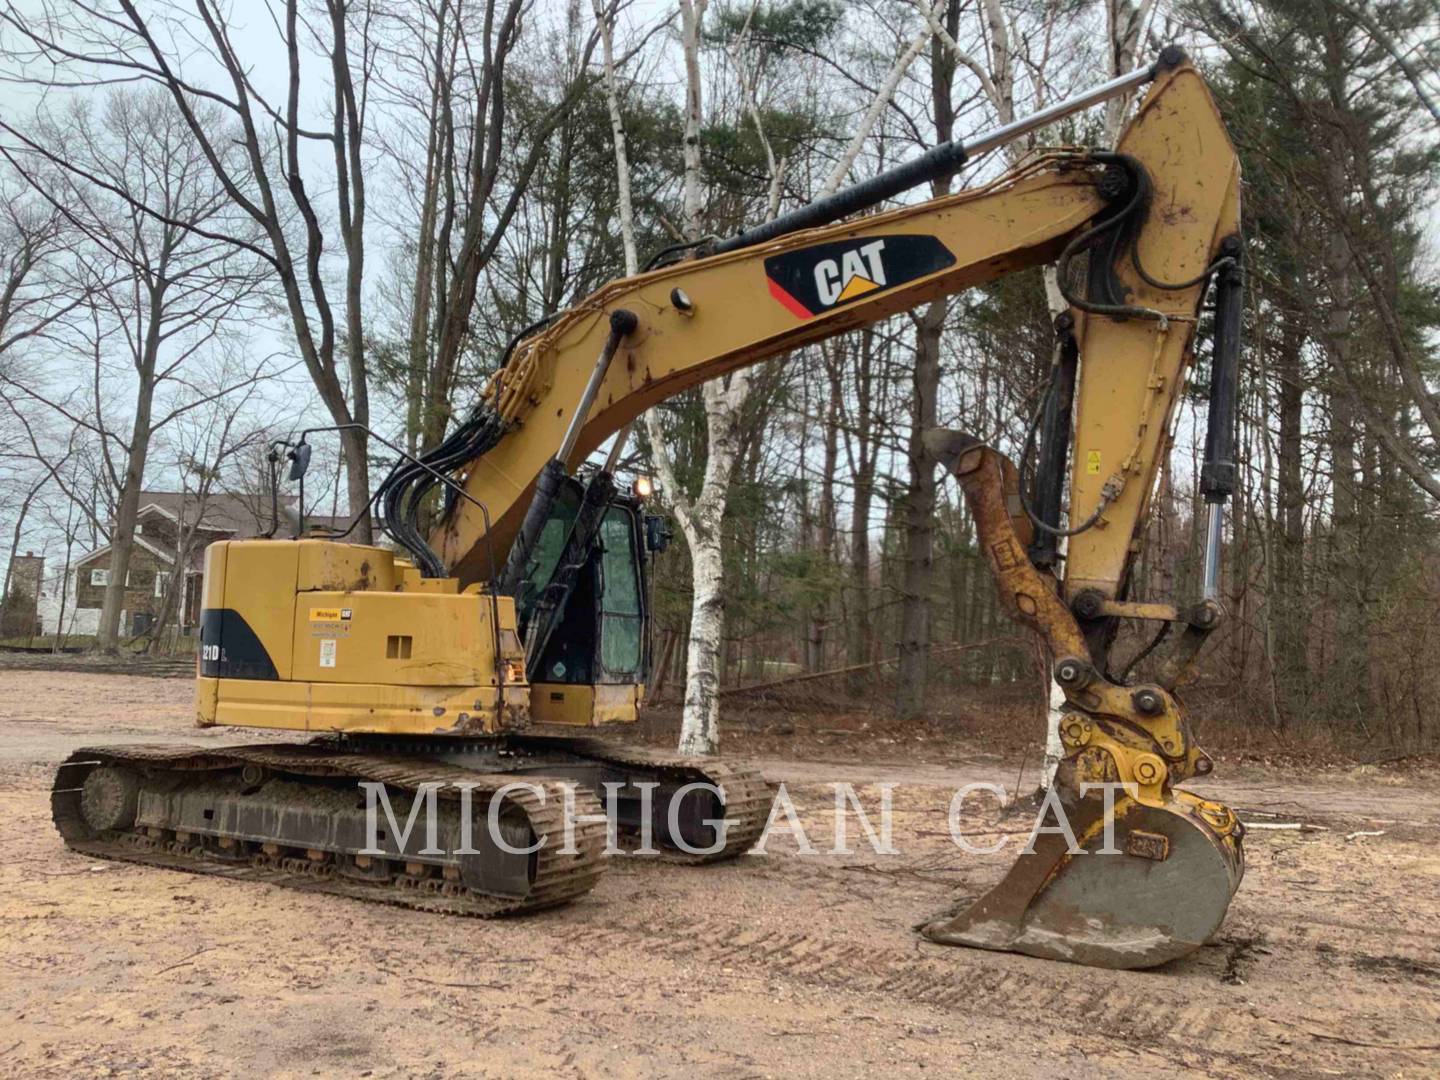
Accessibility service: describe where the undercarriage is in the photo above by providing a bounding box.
[51,734,773,914]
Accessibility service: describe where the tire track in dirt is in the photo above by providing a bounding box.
[551,910,1258,1061]
[458,892,1439,1078]
[10,777,1429,1068]
[7,790,1435,1077]
[538,884,1439,1073]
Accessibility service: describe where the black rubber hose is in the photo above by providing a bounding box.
[1055,153,1165,323]
[1200,246,1245,503]
[374,313,555,574]
[1016,368,1108,540]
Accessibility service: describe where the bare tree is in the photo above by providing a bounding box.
[365,1,606,456]
[596,1,935,753]
[1,90,267,650]
[0,465,57,637]
[1,0,381,540]
[639,0,760,755]
[926,0,1109,775]
[1102,0,1162,138]
[594,0,771,753]
[0,174,84,361]
[893,0,953,722]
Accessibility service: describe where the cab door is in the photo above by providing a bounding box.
[595,506,647,685]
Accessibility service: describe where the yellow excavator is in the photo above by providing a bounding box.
[52,48,1245,968]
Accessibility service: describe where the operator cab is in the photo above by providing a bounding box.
[517,473,669,726]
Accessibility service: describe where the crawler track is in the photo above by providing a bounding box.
[516,732,775,863]
[50,736,773,916]
[51,743,608,916]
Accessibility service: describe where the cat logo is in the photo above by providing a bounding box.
[815,239,889,305]
[765,234,956,319]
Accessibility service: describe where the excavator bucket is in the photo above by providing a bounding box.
[920,780,1244,969]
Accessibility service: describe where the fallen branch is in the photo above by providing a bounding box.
[378,965,519,989]
[408,978,506,990]
[842,862,970,878]
[1360,750,1438,766]
[29,868,97,877]
[1007,747,1030,811]
[719,638,1022,697]
[155,946,213,975]
[1284,1019,1440,1054]
[1344,830,1386,841]
[1305,1028,1440,1052]
[1240,822,1329,832]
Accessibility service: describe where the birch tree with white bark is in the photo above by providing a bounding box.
[643,0,760,756]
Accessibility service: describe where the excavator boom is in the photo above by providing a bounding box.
[432,52,1240,613]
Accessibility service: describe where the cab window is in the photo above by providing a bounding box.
[598,509,643,677]
[518,484,581,623]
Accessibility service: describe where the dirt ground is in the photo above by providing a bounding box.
[2,670,1438,1079]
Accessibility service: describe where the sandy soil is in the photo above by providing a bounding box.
[1,669,1438,1079]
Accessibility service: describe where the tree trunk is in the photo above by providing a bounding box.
[1323,206,1369,725]
[96,446,147,652]
[895,298,945,720]
[97,281,164,653]
[678,526,725,755]
[145,501,204,654]
[894,14,957,721]
[340,425,372,542]
[0,476,43,624]
[1273,309,1307,726]
[805,359,841,671]
[54,542,73,650]
[846,330,877,693]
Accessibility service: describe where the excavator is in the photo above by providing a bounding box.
[52,48,1245,969]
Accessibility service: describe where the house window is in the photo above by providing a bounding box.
[88,567,133,587]
[155,571,171,598]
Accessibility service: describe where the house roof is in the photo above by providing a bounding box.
[74,534,177,569]
[75,493,385,576]
[137,490,291,538]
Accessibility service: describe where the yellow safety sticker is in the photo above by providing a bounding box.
[1086,450,1102,475]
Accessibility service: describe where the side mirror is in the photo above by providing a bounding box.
[644,513,673,554]
[287,442,312,481]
